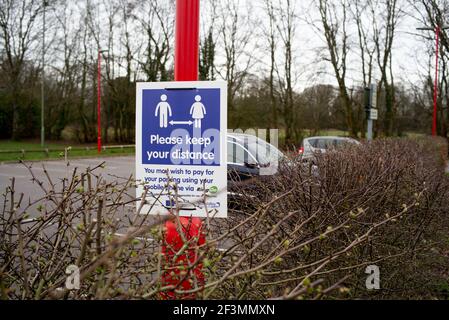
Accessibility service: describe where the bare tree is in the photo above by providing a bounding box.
[415,0,449,137]
[349,0,377,138]
[216,0,254,128]
[315,0,357,137]
[274,0,297,144]
[262,0,279,129]
[0,0,43,139]
[113,0,138,142]
[199,28,215,81]
[46,2,84,140]
[371,0,402,136]
[350,0,375,88]
[199,0,217,81]
[134,0,173,82]
[299,84,337,135]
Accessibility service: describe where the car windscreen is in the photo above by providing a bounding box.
[227,141,256,164]
[313,138,352,149]
[308,139,318,148]
[241,136,284,165]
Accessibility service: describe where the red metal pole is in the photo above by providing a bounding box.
[162,0,203,300]
[175,0,200,81]
[97,51,102,153]
[433,26,439,136]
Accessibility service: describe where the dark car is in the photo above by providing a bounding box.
[227,133,285,182]
[226,133,286,209]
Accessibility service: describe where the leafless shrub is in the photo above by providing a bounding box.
[224,136,449,299]
[0,137,448,300]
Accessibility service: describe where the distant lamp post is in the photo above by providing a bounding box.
[97,49,108,153]
[41,0,47,148]
[417,24,449,136]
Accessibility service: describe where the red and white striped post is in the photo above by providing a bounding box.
[161,0,205,300]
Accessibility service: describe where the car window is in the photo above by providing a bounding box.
[248,140,283,165]
[308,139,318,148]
[316,139,334,149]
[316,138,352,149]
[335,139,349,147]
[234,135,284,165]
[307,138,359,150]
[227,141,256,164]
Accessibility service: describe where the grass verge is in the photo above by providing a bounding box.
[0,140,135,162]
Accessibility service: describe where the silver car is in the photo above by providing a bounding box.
[299,136,360,159]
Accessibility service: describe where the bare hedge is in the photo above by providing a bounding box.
[1,137,448,299]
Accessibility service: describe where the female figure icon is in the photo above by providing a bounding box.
[189,95,206,128]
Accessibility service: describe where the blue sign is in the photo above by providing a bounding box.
[136,81,227,218]
[141,88,221,166]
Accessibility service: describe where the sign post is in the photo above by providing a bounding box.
[136,82,227,299]
[174,0,200,81]
[97,51,102,153]
[135,0,227,299]
[365,83,377,141]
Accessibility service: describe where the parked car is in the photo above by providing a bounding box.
[226,133,286,209]
[298,136,360,160]
[227,133,285,182]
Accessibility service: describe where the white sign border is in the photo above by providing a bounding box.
[135,80,228,218]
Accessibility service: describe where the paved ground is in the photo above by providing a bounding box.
[0,155,232,251]
[0,156,136,216]
[0,155,134,186]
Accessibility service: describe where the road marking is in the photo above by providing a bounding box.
[64,161,119,169]
[101,159,134,165]
[39,161,82,167]
[0,172,27,178]
[5,164,68,172]
[27,166,72,173]
[8,162,118,172]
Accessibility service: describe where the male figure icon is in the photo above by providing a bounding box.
[190,95,206,128]
[155,94,172,128]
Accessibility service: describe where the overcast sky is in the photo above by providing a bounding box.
[203,0,436,91]
[212,0,442,93]
[43,0,436,92]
